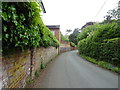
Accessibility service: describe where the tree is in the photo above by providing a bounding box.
[0,1,1,20]
[69,28,80,45]
[65,29,72,35]
[104,8,120,23]
[70,42,75,47]
[61,33,69,42]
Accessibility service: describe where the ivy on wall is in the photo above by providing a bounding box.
[2,2,60,54]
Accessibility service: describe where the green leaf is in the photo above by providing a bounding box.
[5,34,9,38]
[10,5,16,11]
[10,38,12,42]
[2,12,8,21]
[3,26,7,32]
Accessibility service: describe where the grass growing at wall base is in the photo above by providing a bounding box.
[79,54,119,74]
[35,71,40,77]
[41,63,46,69]
[26,76,35,85]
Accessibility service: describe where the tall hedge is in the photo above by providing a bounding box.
[78,22,120,67]
[100,38,120,65]
[2,2,60,54]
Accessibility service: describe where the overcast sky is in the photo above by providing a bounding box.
[41,0,119,35]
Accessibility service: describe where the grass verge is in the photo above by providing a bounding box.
[79,54,119,74]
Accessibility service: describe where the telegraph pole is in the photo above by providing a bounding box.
[118,1,120,20]
[117,1,120,25]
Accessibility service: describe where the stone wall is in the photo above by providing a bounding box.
[32,47,58,79]
[2,50,31,88]
[60,47,71,53]
[1,47,58,88]
[0,54,2,89]
[60,46,77,53]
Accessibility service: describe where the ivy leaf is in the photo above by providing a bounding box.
[13,20,18,26]
[8,13,11,18]
[23,39,28,45]
[28,12,31,17]
[5,34,9,38]
[10,38,12,42]
[32,12,35,16]
[10,5,16,11]
[3,26,7,32]
[15,43,18,47]
[2,12,8,21]
[20,34,23,38]
[13,13,18,20]
[20,14,25,21]
[15,37,17,41]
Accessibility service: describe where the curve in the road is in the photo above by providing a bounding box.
[33,50,118,88]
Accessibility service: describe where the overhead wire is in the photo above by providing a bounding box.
[92,0,108,21]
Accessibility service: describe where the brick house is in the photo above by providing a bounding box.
[46,25,61,42]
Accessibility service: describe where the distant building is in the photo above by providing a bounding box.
[46,25,61,42]
[81,22,95,30]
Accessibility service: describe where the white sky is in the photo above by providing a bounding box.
[41,0,119,35]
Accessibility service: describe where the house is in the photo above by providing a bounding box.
[38,0,46,13]
[46,25,61,42]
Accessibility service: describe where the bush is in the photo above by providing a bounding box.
[78,21,120,67]
[34,71,40,77]
[92,22,120,42]
[78,38,100,59]
[70,42,75,47]
[99,38,120,66]
[77,23,100,41]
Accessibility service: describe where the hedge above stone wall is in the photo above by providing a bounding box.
[2,2,60,54]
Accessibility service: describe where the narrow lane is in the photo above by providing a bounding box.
[34,50,118,88]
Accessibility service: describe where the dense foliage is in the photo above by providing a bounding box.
[60,33,69,42]
[69,28,80,45]
[70,42,75,47]
[77,23,100,41]
[78,22,120,67]
[2,2,60,54]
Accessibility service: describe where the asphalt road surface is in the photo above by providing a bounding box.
[32,50,118,88]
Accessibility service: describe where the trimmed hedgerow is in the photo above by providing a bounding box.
[78,22,120,67]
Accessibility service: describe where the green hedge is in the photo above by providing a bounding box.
[100,38,120,66]
[78,38,100,59]
[2,2,60,54]
[77,23,100,41]
[78,22,120,67]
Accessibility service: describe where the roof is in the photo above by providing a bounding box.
[38,0,46,13]
[46,25,60,29]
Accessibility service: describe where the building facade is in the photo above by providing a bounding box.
[46,25,61,42]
